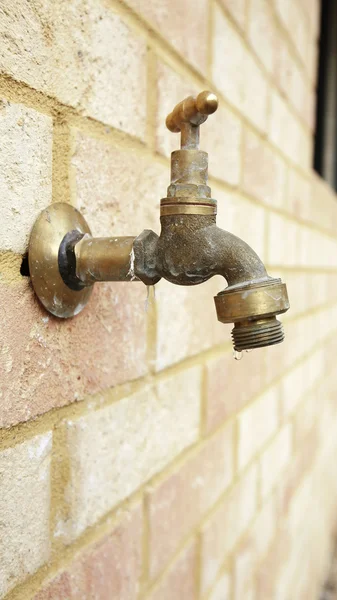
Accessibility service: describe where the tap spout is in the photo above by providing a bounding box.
[153,214,268,287]
[133,214,289,352]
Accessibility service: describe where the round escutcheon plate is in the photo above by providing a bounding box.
[28,203,93,318]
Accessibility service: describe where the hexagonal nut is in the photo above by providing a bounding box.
[133,229,161,286]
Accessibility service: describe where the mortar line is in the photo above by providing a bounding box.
[52,117,72,205]
[1,293,337,449]
[6,352,335,600]
[206,0,215,81]
[214,0,315,130]
[206,412,329,600]
[0,61,329,216]
[145,47,157,151]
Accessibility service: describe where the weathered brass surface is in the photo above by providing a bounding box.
[28,203,93,318]
[161,95,218,217]
[231,317,285,351]
[160,204,217,216]
[28,90,290,352]
[75,236,137,284]
[215,279,290,351]
[166,91,218,133]
[215,280,289,323]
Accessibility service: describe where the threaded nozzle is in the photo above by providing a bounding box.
[231,317,284,351]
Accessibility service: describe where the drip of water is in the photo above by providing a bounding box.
[144,286,150,313]
[233,349,243,361]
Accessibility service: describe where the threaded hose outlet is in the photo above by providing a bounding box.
[231,317,284,351]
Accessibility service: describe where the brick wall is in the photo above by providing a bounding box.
[0,1,336,599]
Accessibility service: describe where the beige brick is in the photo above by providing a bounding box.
[200,465,258,594]
[217,190,266,259]
[0,101,52,253]
[238,384,280,469]
[35,503,142,600]
[274,38,307,123]
[155,62,242,187]
[234,495,276,599]
[242,128,287,210]
[209,572,232,600]
[0,1,147,138]
[72,131,167,236]
[248,0,276,73]
[274,0,310,64]
[281,349,324,420]
[0,433,52,597]
[125,0,208,73]
[293,392,318,449]
[286,168,311,219]
[203,105,242,186]
[269,90,311,168]
[212,6,268,131]
[220,0,247,29]
[240,50,269,132]
[61,367,201,539]
[0,279,148,428]
[256,527,292,600]
[260,425,292,498]
[147,542,197,600]
[205,348,267,433]
[267,212,300,266]
[281,361,306,419]
[147,425,234,578]
[155,276,229,371]
[277,428,318,517]
[307,38,320,84]
[155,61,197,158]
[287,3,310,65]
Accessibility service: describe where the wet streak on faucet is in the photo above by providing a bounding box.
[28,91,290,351]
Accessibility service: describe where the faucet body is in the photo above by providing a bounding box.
[28,91,289,350]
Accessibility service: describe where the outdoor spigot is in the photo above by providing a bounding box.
[28,90,290,351]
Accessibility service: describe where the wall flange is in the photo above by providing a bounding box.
[28,203,93,318]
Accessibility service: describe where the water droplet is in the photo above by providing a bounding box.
[233,349,243,361]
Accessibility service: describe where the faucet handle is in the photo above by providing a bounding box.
[166,91,218,133]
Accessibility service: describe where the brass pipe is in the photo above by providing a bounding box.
[75,236,137,284]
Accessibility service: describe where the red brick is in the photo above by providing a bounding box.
[147,425,234,578]
[200,466,258,594]
[147,542,197,600]
[0,279,147,427]
[205,348,267,433]
[34,574,71,600]
[35,504,142,600]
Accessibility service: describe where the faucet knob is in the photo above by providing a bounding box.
[166,91,218,133]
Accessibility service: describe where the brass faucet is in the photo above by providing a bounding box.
[29,91,289,351]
